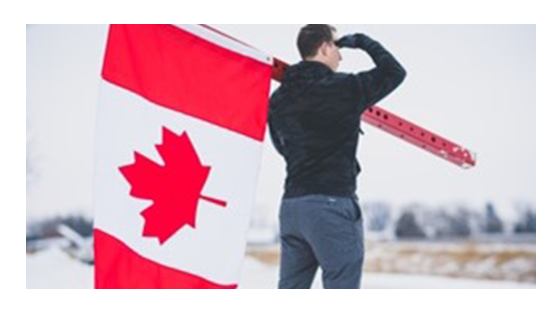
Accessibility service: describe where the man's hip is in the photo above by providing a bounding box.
[278,194,364,289]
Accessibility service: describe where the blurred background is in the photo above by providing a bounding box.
[26,24,535,288]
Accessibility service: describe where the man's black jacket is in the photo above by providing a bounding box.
[269,35,407,199]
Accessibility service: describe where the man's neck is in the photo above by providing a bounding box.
[303,58,332,71]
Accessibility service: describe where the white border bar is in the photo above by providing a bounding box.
[175,24,273,65]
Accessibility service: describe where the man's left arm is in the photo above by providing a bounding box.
[338,34,407,113]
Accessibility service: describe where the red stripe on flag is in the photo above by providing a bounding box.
[102,24,272,142]
[94,229,238,289]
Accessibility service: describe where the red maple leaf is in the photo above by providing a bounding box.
[119,127,227,245]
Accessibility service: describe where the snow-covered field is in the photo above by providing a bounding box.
[26,248,534,289]
[362,241,536,283]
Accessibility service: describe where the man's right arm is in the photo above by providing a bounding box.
[338,34,407,113]
[268,103,286,157]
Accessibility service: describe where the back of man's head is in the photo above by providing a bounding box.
[297,24,337,60]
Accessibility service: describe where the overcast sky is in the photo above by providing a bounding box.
[26,24,535,221]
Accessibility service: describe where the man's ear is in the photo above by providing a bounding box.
[318,42,329,57]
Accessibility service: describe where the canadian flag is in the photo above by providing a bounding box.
[94,25,272,288]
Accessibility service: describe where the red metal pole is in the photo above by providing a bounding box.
[272,58,476,169]
[202,25,477,169]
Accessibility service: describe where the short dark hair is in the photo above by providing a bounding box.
[297,24,337,59]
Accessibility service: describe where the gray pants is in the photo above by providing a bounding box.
[278,194,364,289]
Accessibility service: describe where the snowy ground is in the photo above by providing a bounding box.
[26,248,534,289]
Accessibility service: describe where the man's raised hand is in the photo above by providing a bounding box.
[336,34,366,49]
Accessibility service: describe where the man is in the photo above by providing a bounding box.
[268,24,406,289]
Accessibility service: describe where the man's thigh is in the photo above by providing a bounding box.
[278,196,320,288]
[299,195,364,283]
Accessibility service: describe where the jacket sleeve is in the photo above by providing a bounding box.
[268,110,286,157]
[352,35,407,113]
